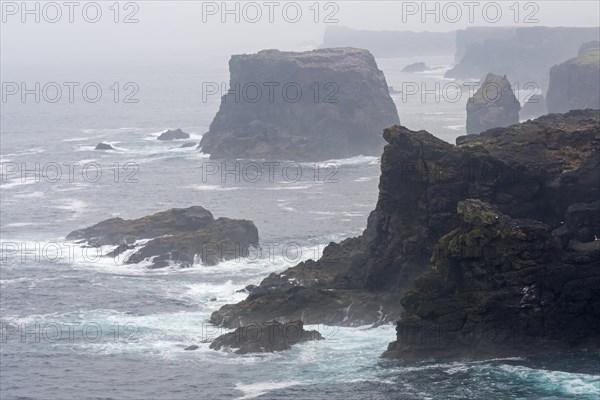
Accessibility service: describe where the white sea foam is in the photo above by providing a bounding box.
[185,184,241,191]
[235,381,302,399]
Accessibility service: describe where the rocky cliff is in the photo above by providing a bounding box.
[466,73,520,134]
[210,110,600,334]
[382,199,600,360]
[67,207,259,268]
[320,26,455,58]
[198,48,400,161]
[446,27,599,84]
[546,42,600,113]
[453,27,517,64]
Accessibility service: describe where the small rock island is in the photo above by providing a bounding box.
[67,206,258,268]
[208,320,322,354]
[157,128,190,141]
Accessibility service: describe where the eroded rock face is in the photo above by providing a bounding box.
[209,320,322,354]
[210,110,599,331]
[466,73,520,134]
[66,207,259,268]
[546,42,600,113]
[157,129,190,141]
[382,199,600,360]
[199,48,399,161]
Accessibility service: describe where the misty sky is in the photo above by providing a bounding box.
[1,1,599,73]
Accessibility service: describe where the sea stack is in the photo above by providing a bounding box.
[199,48,399,161]
[466,73,520,134]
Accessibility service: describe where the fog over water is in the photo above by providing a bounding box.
[1,1,600,399]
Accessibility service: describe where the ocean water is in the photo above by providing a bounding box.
[1,57,599,399]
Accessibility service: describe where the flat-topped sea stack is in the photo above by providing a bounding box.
[67,207,258,269]
[199,48,399,161]
[547,42,600,113]
[466,73,520,134]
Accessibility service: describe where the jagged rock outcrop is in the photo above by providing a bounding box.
[466,73,520,134]
[320,26,455,58]
[210,110,600,330]
[198,48,400,161]
[94,143,114,150]
[157,129,190,141]
[446,27,599,83]
[520,94,547,120]
[546,42,600,113]
[209,320,322,354]
[67,207,258,268]
[382,199,600,360]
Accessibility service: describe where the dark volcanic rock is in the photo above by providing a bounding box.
[94,143,114,150]
[446,27,598,83]
[401,62,429,73]
[466,73,520,134]
[179,142,197,148]
[199,48,399,161]
[158,129,190,141]
[382,199,600,360]
[520,94,548,121]
[546,42,600,113]
[209,320,322,354]
[210,110,599,331]
[66,207,258,268]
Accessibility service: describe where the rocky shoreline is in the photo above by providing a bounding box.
[209,109,600,359]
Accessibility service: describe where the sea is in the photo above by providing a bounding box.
[1,55,598,399]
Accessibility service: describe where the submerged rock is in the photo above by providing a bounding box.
[94,142,114,150]
[547,42,600,113]
[466,73,520,134]
[157,129,190,141]
[209,320,322,354]
[66,206,258,268]
[210,110,599,338]
[179,142,197,148]
[199,47,399,161]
